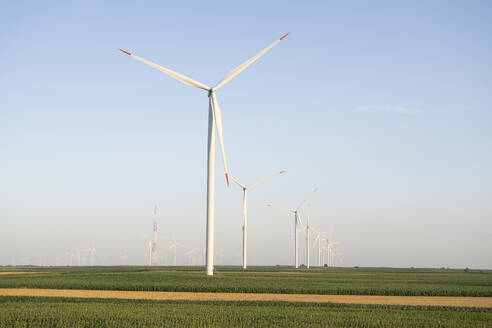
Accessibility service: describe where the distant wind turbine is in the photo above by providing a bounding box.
[151,205,158,267]
[185,248,199,266]
[88,244,96,266]
[142,234,152,266]
[311,227,329,267]
[118,33,290,275]
[121,249,128,266]
[268,188,318,268]
[76,248,81,266]
[301,203,312,268]
[169,241,184,266]
[217,167,285,269]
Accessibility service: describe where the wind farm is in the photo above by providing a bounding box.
[2,1,492,327]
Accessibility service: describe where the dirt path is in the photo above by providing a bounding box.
[1,288,491,308]
[0,272,42,275]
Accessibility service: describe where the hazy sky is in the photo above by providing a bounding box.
[2,0,491,268]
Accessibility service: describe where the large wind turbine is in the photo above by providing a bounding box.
[268,188,318,268]
[118,33,290,275]
[218,167,285,269]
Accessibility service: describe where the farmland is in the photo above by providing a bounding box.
[2,266,491,327]
[1,266,491,297]
[1,296,491,328]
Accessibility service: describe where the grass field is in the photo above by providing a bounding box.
[1,266,491,297]
[1,296,491,328]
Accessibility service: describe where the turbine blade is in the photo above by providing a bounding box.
[118,49,210,90]
[296,188,318,210]
[215,165,244,189]
[297,213,304,227]
[213,33,290,91]
[210,93,229,186]
[266,203,295,213]
[247,170,286,189]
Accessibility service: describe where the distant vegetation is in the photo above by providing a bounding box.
[1,266,492,297]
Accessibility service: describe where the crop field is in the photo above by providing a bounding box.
[1,266,491,297]
[1,266,491,327]
[1,296,491,328]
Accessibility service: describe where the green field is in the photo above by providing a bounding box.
[1,296,491,328]
[1,266,491,297]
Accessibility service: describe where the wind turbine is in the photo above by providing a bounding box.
[217,167,285,269]
[319,237,337,267]
[331,246,343,267]
[215,248,224,266]
[151,205,158,267]
[169,241,184,266]
[303,203,312,268]
[121,249,128,266]
[88,245,96,266]
[142,234,152,266]
[320,242,328,266]
[185,248,199,266]
[311,227,329,267]
[76,248,81,266]
[64,250,73,266]
[297,209,314,268]
[327,238,339,267]
[267,188,318,268]
[118,33,290,275]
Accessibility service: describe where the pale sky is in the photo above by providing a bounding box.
[1,0,491,268]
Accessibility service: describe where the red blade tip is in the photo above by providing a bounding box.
[280,32,290,40]
[118,48,131,56]
[225,173,230,187]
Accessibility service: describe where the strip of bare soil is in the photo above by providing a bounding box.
[0,272,42,275]
[0,288,491,308]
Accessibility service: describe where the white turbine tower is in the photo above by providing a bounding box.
[215,248,224,266]
[217,167,285,269]
[302,203,312,268]
[297,208,313,268]
[121,249,128,266]
[76,248,81,266]
[64,250,73,266]
[88,245,96,266]
[142,234,152,266]
[268,188,318,268]
[119,33,290,275]
[169,241,184,266]
[151,205,158,267]
[185,248,199,266]
[311,227,329,267]
[327,238,339,267]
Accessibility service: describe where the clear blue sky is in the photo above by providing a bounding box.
[1,0,491,268]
